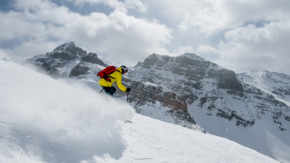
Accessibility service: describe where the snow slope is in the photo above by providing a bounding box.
[189,103,290,163]
[116,114,279,163]
[0,59,134,163]
[0,59,279,163]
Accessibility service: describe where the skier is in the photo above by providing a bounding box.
[99,65,130,96]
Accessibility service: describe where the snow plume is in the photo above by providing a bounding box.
[0,60,135,162]
[0,49,9,60]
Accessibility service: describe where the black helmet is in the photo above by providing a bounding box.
[121,65,128,74]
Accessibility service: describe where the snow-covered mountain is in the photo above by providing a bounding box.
[238,70,290,106]
[23,42,107,79]
[23,42,290,162]
[23,42,109,91]
[0,58,279,163]
[127,52,290,162]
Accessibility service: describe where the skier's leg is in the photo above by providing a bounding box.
[111,86,116,96]
[102,86,113,96]
[102,86,116,96]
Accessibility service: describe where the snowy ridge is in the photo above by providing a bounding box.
[0,60,279,163]
[238,70,290,106]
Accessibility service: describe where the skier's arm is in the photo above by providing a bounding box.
[116,72,127,92]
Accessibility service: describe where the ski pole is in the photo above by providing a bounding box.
[127,92,129,102]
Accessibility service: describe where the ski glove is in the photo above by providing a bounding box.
[126,88,131,92]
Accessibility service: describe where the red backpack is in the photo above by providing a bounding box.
[97,66,117,82]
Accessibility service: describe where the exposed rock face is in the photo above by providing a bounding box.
[209,68,243,91]
[128,53,243,94]
[81,53,107,66]
[123,53,243,113]
[121,53,289,130]
[120,81,188,111]
[69,63,90,77]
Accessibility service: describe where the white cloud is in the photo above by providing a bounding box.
[0,49,8,59]
[0,0,170,66]
[3,41,59,63]
[2,0,290,74]
[197,45,220,55]
[74,10,171,66]
[170,46,195,57]
[169,0,290,35]
[124,0,147,12]
[196,45,221,61]
[140,0,290,74]
[215,20,290,74]
[141,0,290,40]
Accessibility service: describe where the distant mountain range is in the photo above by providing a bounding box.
[23,42,290,162]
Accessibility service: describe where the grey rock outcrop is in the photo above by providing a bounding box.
[81,53,108,67]
[69,63,90,77]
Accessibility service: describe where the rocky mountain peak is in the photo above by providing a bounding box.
[23,42,104,77]
[48,42,87,60]
[52,42,76,53]
[181,53,206,61]
[133,53,243,92]
[142,53,206,67]
[141,53,165,66]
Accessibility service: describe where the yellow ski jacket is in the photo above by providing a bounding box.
[99,67,127,92]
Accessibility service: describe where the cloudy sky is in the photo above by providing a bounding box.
[1,0,290,74]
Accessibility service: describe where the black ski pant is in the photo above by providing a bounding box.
[102,86,116,96]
